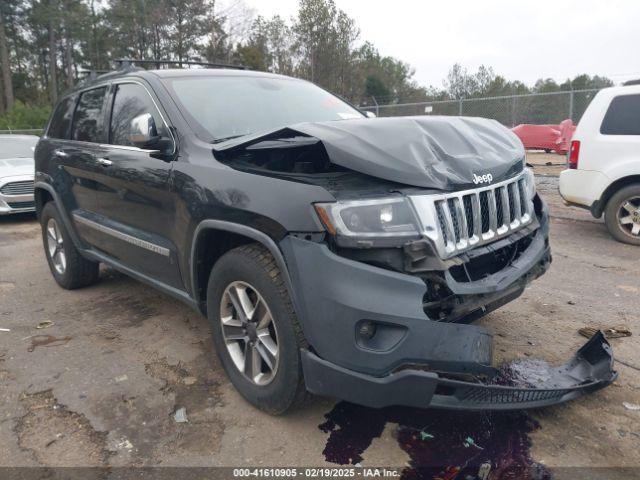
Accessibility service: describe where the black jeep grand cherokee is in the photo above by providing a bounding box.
[34,63,615,414]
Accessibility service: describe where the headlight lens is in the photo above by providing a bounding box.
[314,198,421,246]
[523,167,536,199]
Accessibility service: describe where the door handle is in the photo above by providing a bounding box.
[97,157,113,167]
[53,149,68,158]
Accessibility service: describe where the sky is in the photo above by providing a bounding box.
[239,0,640,88]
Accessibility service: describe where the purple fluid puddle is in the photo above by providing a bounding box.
[320,401,552,480]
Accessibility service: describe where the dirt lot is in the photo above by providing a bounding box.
[527,151,569,177]
[0,152,639,478]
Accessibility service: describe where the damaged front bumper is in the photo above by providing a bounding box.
[281,205,617,410]
[301,332,616,410]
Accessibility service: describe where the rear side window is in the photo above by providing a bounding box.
[600,94,640,135]
[47,96,75,139]
[71,87,108,142]
[109,83,170,146]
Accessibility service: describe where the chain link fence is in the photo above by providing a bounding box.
[0,90,603,136]
[358,89,601,127]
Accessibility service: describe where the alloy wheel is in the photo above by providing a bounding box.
[617,196,640,238]
[46,218,66,274]
[219,281,279,386]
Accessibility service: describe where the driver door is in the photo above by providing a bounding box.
[88,81,183,289]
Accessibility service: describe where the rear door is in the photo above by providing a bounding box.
[86,81,182,288]
[43,88,110,221]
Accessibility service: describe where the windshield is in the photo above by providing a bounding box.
[0,136,38,159]
[165,76,364,141]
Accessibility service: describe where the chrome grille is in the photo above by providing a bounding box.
[0,180,34,196]
[409,171,534,259]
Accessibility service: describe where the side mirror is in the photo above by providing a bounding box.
[129,113,159,150]
[365,111,377,118]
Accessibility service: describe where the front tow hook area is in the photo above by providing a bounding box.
[302,331,617,410]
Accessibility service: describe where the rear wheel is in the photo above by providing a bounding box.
[40,202,100,289]
[604,184,640,246]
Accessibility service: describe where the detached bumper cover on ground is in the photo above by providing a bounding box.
[302,332,616,410]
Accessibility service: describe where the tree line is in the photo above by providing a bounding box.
[0,0,615,129]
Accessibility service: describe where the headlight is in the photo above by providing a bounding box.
[523,167,536,199]
[314,197,421,247]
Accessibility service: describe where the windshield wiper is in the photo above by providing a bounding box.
[212,133,252,144]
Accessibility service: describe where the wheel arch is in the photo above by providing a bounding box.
[190,220,298,316]
[593,175,640,217]
[34,185,54,218]
[34,181,85,249]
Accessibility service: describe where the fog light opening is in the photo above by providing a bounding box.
[358,321,377,340]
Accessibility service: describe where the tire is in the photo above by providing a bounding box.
[40,202,100,289]
[604,184,640,246]
[206,243,307,414]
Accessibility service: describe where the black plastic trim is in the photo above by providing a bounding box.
[34,181,84,248]
[444,232,549,295]
[190,220,300,315]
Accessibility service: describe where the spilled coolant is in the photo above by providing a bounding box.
[494,358,555,387]
[319,355,559,479]
[319,402,551,480]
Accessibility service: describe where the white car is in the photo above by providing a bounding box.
[559,84,640,245]
[0,134,39,215]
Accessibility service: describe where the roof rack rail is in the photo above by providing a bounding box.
[78,69,111,78]
[114,58,248,70]
[74,68,114,88]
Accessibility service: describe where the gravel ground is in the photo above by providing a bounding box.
[0,156,638,477]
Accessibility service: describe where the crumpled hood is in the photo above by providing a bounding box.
[214,116,525,191]
[0,157,35,179]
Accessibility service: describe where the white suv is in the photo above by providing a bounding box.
[559,84,640,245]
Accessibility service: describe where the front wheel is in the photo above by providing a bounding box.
[206,243,307,414]
[40,202,100,289]
[604,184,640,246]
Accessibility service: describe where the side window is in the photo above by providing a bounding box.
[109,83,171,150]
[600,94,640,135]
[47,96,76,139]
[71,87,108,142]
